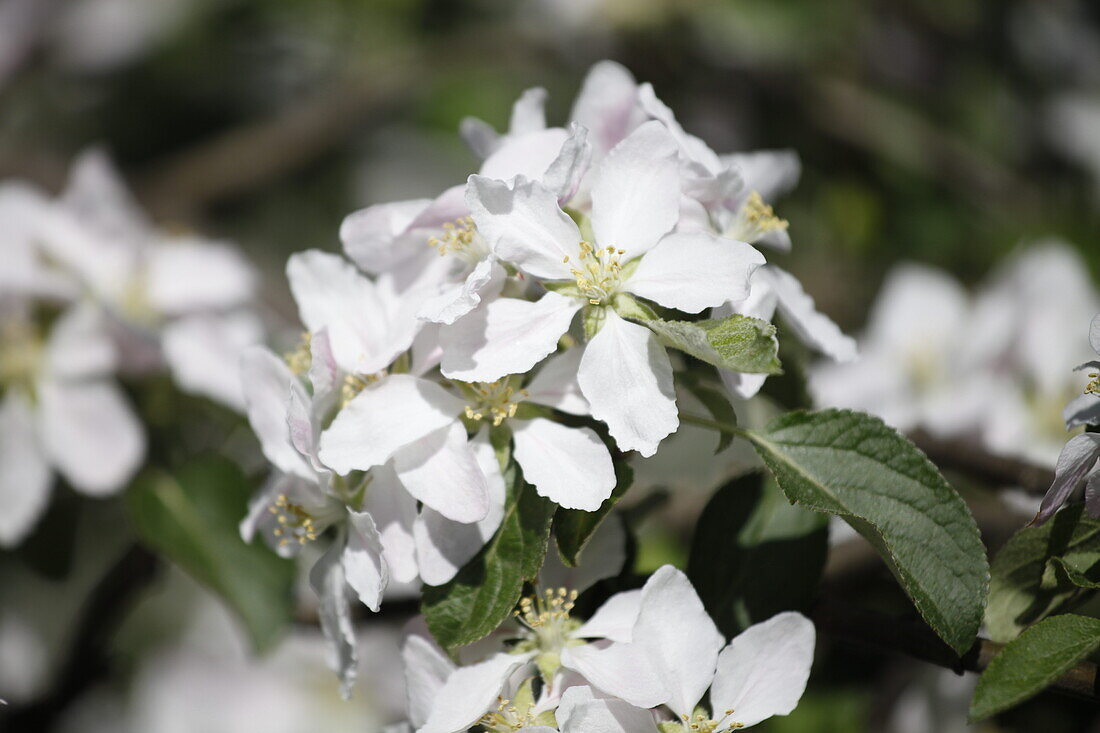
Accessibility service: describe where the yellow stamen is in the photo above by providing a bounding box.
[569,241,624,306]
[267,493,320,546]
[1086,372,1100,396]
[283,332,312,375]
[725,191,788,243]
[463,380,528,427]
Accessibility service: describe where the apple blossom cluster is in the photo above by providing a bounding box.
[389,566,814,733]
[238,61,851,702]
[0,150,260,547]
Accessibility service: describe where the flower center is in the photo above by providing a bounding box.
[1087,372,1100,396]
[428,217,488,265]
[341,372,385,406]
[464,380,528,426]
[679,710,744,732]
[724,191,787,243]
[283,331,312,375]
[564,241,625,305]
[515,587,580,652]
[479,696,540,732]
[0,317,43,390]
[268,494,320,547]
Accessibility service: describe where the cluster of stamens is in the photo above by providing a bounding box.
[428,216,485,263]
[478,697,540,732]
[268,494,319,547]
[1086,372,1100,396]
[564,240,624,305]
[681,710,744,732]
[464,380,528,426]
[513,587,579,652]
[726,191,788,242]
[283,332,312,375]
[0,318,43,388]
[341,373,383,406]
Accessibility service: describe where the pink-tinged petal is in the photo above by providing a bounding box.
[417,652,534,733]
[524,346,589,415]
[570,61,642,156]
[578,309,677,457]
[392,422,490,524]
[162,312,263,411]
[39,379,143,497]
[308,540,358,698]
[318,374,464,473]
[0,390,52,547]
[542,123,593,204]
[590,121,680,260]
[340,198,433,274]
[240,346,314,480]
[480,128,570,183]
[512,418,614,510]
[1036,434,1100,525]
[440,292,581,383]
[308,327,340,407]
[403,635,456,729]
[710,612,815,727]
[631,565,725,718]
[146,239,257,315]
[625,231,765,314]
[343,510,389,611]
[466,175,579,281]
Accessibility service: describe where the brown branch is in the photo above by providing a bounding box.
[909,430,1055,496]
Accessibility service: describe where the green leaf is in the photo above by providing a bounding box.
[682,379,738,454]
[125,456,296,652]
[688,472,828,636]
[970,614,1100,721]
[554,461,634,567]
[986,505,1100,642]
[422,463,556,649]
[745,409,989,655]
[643,315,781,375]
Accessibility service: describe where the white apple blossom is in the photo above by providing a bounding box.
[446,121,765,456]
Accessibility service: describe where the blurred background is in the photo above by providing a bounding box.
[2,0,1099,730]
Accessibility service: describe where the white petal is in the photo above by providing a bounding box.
[308,327,341,407]
[342,510,389,611]
[318,374,464,473]
[146,239,256,315]
[392,422,490,524]
[540,516,627,597]
[162,312,263,410]
[460,116,500,159]
[45,303,116,379]
[542,123,593,204]
[309,540,358,697]
[560,642,667,709]
[523,346,589,415]
[559,698,657,733]
[417,652,533,733]
[340,198,433,274]
[590,121,681,260]
[1092,313,1100,354]
[569,61,641,156]
[573,588,642,642]
[287,250,418,375]
[578,309,677,457]
[710,612,815,728]
[0,390,52,547]
[764,266,857,363]
[440,292,581,383]
[509,87,548,135]
[403,635,456,729]
[720,150,802,202]
[417,258,502,326]
[240,346,314,480]
[1036,434,1100,524]
[625,231,765,313]
[480,128,570,183]
[466,175,578,281]
[413,431,506,584]
[720,371,769,401]
[513,418,614,510]
[1065,393,1100,430]
[39,379,144,496]
[364,464,420,584]
[632,565,725,718]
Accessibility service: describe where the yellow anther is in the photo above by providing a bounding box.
[569,240,624,306]
[680,710,743,733]
[478,695,539,732]
[428,216,486,263]
[463,380,527,427]
[725,191,788,243]
[1086,372,1100,396]
[283,332,312,375]
[267,494,320,547]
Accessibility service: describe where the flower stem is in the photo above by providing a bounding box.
[679,412,749,439]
